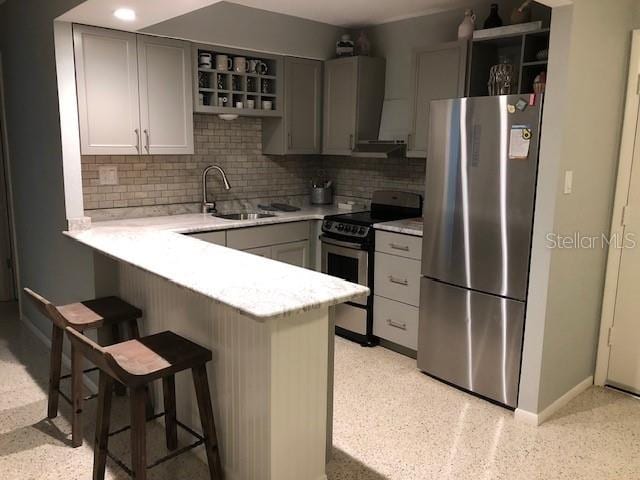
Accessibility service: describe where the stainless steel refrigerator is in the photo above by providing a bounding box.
[418,95,542,408]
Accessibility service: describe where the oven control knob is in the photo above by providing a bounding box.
[344,225,352,233]
[325,221,333,230]
[358,227,366,235]
[337,224,344,231]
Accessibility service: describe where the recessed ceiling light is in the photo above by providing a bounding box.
[113,8,136,21]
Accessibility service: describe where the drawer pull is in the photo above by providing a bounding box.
[388,275,408,286]
[387,319,407,330]
[389,243,410,252]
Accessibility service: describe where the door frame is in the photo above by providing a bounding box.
[594,30,640,386]
[0,52,18,301]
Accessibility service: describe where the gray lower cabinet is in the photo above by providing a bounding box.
[322,56,385,155]
[74,25,193,156]
[263,57,322,155]
[374,230,422,353]
[407,41,467,158]
[271,240,309,268]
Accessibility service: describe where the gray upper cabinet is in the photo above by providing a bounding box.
[322,56,386,155]
[263,57,322,155]
[74,25,194,156]
[407,41,467,158]
[74,25,141,155]
[137,36,193,155]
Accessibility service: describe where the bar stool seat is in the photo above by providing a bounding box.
[57,297,142,331]
[65,327,223,480]
[24,288,147,448]
[104,331,211,384]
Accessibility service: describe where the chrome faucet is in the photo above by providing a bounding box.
[202,165,231,214]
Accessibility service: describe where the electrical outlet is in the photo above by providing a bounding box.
[99,166,118,186]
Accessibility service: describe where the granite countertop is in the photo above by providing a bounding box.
[373,217,424,237]
[65,205,370,321]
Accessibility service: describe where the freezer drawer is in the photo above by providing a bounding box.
[417,277,525,408]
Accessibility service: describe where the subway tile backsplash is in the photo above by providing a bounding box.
[81,114,426,220]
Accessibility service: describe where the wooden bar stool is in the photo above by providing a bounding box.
[23,288,149,447]
[65,327,223,480]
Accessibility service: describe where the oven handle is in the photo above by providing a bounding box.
[319,234,364,250]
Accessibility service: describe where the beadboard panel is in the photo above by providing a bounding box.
[118,263,329,480]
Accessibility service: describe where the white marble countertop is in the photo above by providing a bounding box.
[65,205,370,321]
[373,217,424,237]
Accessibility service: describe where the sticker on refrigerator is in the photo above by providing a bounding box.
[509,126,531,159]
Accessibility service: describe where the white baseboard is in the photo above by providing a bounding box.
[515,376,593,426]
[20,314,98,393]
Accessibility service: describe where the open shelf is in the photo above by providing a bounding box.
[194,44,282,116]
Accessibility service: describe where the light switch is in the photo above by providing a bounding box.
[99,165,118,186]
[563,170,573,195]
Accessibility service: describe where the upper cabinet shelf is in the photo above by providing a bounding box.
[193,44,283,117]
[467,26,550,97]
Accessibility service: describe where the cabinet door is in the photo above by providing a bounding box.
[137,35,194,155]
[322,57,358,155]
[271,240,309,268]
[285,57,322,154]
[408,41,467,158]
[74,25,141,155]
[244,246,273,259]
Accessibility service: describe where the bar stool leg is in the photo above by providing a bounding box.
[93,371,114,480]
[192,365,223,480]
[130,386,148,480]
[129,319,155,419]
[111,324,126,397]
[162,375,178,451]
[48,325,64,419]
[71,343,84,448]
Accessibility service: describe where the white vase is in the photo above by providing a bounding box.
[458,9,476,40]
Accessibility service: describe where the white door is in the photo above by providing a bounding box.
[605,118,640,395]
[137,35,194,155]
[272,240,309,268]
[74,25,141,155]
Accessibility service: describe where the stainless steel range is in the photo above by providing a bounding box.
[320,190,422,345]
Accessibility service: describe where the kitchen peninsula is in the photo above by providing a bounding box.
[65,207,369,480]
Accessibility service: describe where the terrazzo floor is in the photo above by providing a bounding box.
[1,301,639,479]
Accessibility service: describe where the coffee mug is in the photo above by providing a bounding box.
[233,56,246,73]
[246,99,255,109]
[235,101,243,109]
[247,59,258,73]
[216,54,232,71]
[262,100,273,110]
[199,52,212,68]
[218,96,228,107]
[198,93,205,105]
[256,61,268,75]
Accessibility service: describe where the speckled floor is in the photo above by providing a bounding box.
[1,301,639,479]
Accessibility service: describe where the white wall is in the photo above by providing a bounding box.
[0,0,95,335]
[142,1,343,60]
[519,0,635,414]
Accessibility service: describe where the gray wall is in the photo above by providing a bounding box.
[520,0,635,414]
[0,0,95,336]
[143,1,343,60]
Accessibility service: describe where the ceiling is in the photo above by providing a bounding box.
[58,0,563,30]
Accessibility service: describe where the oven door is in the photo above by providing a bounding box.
[320,235,368,307]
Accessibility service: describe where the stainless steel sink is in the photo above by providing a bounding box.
[213,212,277,220]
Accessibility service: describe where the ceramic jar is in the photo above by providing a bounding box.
[458,9,476,40]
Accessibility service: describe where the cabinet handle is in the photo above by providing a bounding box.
[389,243,410,252]
[387,318,407,331]
[288,132,292,149]
[407,133,412,150]
[349,134,354,150]
[388,275,409,286]
[143,129,150,153]
[134,129,140,152]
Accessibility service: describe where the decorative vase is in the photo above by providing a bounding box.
[511,0,533,24]
[336,34,355,57]
[355,31,371,56]
[483,3,503,29]
[458,9,476,40]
